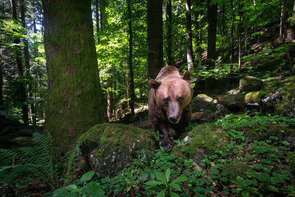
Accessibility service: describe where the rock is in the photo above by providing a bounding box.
[192,94,216,112]
[78,123,157,178]
[192,94,230,121]
[216,94,246,112]
[173,123,229,164]
[239,76,264,92]
[261,76,295,117]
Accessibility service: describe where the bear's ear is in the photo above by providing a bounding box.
[182,71,191,81]
[148,79,161,89]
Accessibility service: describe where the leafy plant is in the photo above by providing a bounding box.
[53,171,105,197]
[0,133,80,192]
[145,168,187,197]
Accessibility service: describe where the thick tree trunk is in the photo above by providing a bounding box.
[147,0,163,80]
[186,0,193,70]
[127,0,135,115]
[42,0,105,151]
[165,0,172,65]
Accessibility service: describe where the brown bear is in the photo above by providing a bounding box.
[148,66,193,150]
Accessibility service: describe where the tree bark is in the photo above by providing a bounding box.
[207,0,217,68]
[165,0,172,65]
[147,0,163,80]
[230,0,234,63]
[238,0,242,68]
[42,0,105,151]
[186,0,194,70]
[280,0,287,40]
[127,0,135,115]
[12,0,29,124]
[95,0,100,43]
[100,0,106,31]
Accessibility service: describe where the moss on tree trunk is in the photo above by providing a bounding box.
[42,0,105,151]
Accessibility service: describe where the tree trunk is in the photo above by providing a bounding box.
[238,0,242,68]
[147,0,163,80]
[207,0,217,68]
[186,0,193,70]
[127,0,135,115]
[291,1,295,34]
[0,62,4,122]
[206,0,217,90]
[280,0,287,40]
[20,0,33,126]
[230,0,234,63]
[100,0,106,31]
[165,0,172,65]
[95,0,100,43]
[12,0,29,124]
[42,0,105,151]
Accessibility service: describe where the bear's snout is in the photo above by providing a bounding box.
[169,116,178,124]
[168,102,180,124]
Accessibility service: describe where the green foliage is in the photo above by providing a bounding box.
[82,114,295,196]
[53,171,105,197]
[145,168,187,197]
[0,133,80,193]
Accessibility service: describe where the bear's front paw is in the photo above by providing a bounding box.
[162,137,176,151]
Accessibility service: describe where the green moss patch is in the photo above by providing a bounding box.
[78,123,157,178]
[179,124,229,162]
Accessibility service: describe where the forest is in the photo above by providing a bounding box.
[1,0,295,196]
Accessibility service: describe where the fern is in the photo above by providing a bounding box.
[0,132,80,190]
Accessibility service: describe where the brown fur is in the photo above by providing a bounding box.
[148,66,193,150]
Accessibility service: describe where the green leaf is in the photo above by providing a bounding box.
[241,190,250,197]
[267,185,279,193]
[53,188,78,197]
[170,191,180,197]
[173,175,187,183]
[80,171,95,182]
[157,189,167,197]
[156,172,166,183]
[170,182,182,192]
[165,168,171,183]
[0,165,22,172]
[65,184,78,191]
[145,180,162,186]
[81,182,105,197]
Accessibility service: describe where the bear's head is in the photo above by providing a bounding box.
[149,71,192,124]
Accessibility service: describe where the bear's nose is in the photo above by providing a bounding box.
[169,116,178,124]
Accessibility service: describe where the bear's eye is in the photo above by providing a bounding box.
[177,97,184,103]
[163,98,170,105]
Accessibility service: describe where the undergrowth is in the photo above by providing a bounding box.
[0,133,82,196]
[53,113,295,197]
[1,113,295,196]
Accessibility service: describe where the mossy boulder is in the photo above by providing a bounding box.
[192,94,216,112]
[174,123,229,164]
[78,123,157,178]
[239,76,264,92]
[261,76,295,117]
[192,94,230,121]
